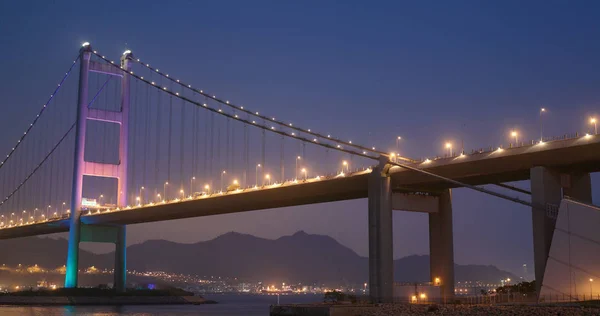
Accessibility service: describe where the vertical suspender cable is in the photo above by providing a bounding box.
[192,92,197,179]
[154,74,161,197]
[261,119,266,183]
[280,135,284,183]
[142,78,149,201]
[180,86,185,192]
[167,94,173,184]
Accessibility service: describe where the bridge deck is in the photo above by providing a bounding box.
[1,134,599,239]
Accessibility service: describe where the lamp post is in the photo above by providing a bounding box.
[179,189,184,200]
[445,143,452,157]
[139,187,145,205]
[265,174,271,185]
[190,177,195,197]
[301,168,307,181]
[342,160,348,173]
[136,196,140,206]
[591,118,597,135]
[396,136,401,154]
[164,182,169,201]
[511,131,518,147]
[47,205,51,219]
[256,164,261,187]
[156,193,161,202]
[99,194,104,206]
[540,108,546,142]
[62,202,66,215]
[220,171,226,192]
[204,184,210,195]
[590,279,594,298]
[295,156,301,180]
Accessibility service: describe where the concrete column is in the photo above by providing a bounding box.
[530,166,562,294]
[368,161,393,303]
[65,45,92,288]
[428,189,455,303]
[530,168,593,295]
[117,52,131,209]
[114,225,127,292]
[112,52,132,292]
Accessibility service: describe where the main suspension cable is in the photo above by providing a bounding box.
[93,52,407,161]
[0,54,80,170]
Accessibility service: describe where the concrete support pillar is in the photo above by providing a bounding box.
[428,189,455,303]
[65,45,92,288]
[114,225,127,292]
[530,167,593,295]
[530,167,562,294]
[368,161,393,303]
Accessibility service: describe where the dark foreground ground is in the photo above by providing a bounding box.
[358,304,600,316]
[272,303,600,316]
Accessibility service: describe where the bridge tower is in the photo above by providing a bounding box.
[65,44,131,291]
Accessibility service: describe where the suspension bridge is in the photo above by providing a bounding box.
[0,43,599,302]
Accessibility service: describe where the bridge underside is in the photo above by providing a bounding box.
[0,135,599,236]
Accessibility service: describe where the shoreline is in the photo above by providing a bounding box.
[0,295,217,306]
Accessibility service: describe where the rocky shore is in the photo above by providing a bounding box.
[271,303,600,316]
[359,304,600,316]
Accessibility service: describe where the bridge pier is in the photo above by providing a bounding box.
[428,189,455,303]
[114,225,127,292]
[530,167,592,294]
[368,159,393,303]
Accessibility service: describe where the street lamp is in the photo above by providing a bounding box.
[511,131,518,146]
[156,193,161,202]
[295,156,301,180]
[590,279,594,298]
[256,164,262,187]
[136,196,141,206]
[540,108,546,142]
[591,118,597,135]
[265,174,271,185]
[342,160,348,173]
[164,182,169,201]
[204,184,210,194]
[396,136,401,154]
[220,171,226,192]
[190,177,195,197]
[445,142,452,157]
[301,168,307,181]
[139,187,145,205]
[62,202,66,215]
[47,205,51,218]
[99,194,104,206]
[179,189,184,199]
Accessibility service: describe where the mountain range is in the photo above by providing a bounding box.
[0,231,516,285]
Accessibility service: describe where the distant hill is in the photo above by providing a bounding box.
[0,231,516,284]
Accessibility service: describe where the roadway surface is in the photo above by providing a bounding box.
[1,134,599,239]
